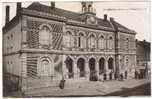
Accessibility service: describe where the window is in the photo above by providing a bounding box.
[64,31,74,48]
[108,36,113,49]
[39,26,50,46]
[78,33,86,48]
[11,34,13,39]
[126,38,129,49]
[88,5,92,12]
[98,35,104,49]
[88,34,95,48]
[125,57,129,67]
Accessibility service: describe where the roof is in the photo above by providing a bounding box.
[27,2,113,29]
[113,20,135,33]
[3,2,135,34]
[136,40,150,50]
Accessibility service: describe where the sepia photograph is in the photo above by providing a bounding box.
[1,0,151,97]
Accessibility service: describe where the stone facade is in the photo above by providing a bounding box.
[136,40,150,71]
[3,2,136,90]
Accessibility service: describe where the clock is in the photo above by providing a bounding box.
[86,15,97,25]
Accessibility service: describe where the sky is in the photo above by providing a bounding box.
[2,1,151,42]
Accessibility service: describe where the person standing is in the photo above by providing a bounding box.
[125,71,128,79]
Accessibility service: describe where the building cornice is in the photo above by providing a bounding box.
[18,49,116,55]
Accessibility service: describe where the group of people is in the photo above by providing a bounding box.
[98,71,128,81]
[59,69,150,89]
[134,69,147,79]
[117,71,128,81]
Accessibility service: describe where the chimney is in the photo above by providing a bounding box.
[110,17,114,22]
[51,2,55,9]
[5,5,10,24]
[104,14,107,21]
[16,2,21,15]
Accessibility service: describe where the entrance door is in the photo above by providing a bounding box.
[99,58,105,74]
[65,57,73,78]
[89,58,97,81]
[77,58,85,77]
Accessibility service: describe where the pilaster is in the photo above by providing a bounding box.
[62,55,68,79]
[20,53,27,92]
[73,60,79,79]
[96,61,99,79]
[85,61,90,80]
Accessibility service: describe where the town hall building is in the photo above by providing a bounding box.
[3,2,136,91]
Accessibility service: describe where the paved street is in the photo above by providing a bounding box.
[5,78,150,97]
[104,82,151,96]
[25,78,150,97]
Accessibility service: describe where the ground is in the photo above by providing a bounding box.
[4,78,151,97]
[104,82,151,96]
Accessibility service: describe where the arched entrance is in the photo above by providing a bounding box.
[108,57,114,80]
[108,57,113,70]
[99,57,105,75]
[38,57,52,77]
[77,58,85,77]
[89,58,97,81]
[65,57,73,78]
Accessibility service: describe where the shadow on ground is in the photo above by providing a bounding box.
[103,82,151,97]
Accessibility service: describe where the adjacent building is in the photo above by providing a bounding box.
[136,40,150,76]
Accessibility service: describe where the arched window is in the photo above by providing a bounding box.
[108,58,113,70]
[38,58,52,77]
[64,31,74,48]
[65,57,74,78]
[88,5,92,12]
[77,58,85,77]
[108,36,113,49]
[99,57,105,74]
[98,35,104,49]
[78,32,86,48]
[88,34,96,48]
[39,26,51,46]
[82,5,86,12]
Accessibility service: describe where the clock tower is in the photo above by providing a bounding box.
[81,2,97,25]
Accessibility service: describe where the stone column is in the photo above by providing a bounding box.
[105,59,109,80]
[73,60,78,79]
[62,55,68,79]
[21,31,28,48]
[96,61,99,80]
[20,53,27,92]
[85,61,90,80]
[112,58,116,80]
